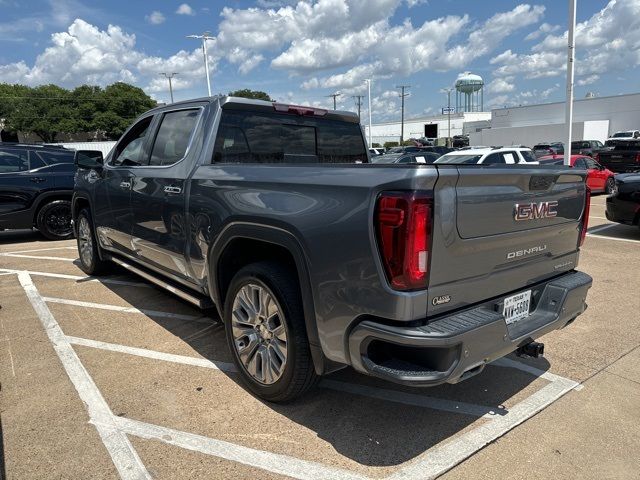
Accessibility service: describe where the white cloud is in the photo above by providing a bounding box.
[487,76,515,94]
[175,4,195,16]
[406,0,427,7]
[145,11,165,25]
[577,74,600,86]
[524,22,560,41]
[0,19,217,98]
[491,0,640,84]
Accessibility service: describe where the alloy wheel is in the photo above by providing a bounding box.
[231,283,288,385]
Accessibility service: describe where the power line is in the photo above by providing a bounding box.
[396,85,410,143]
[327,92,340,110]
[352,95,364,121]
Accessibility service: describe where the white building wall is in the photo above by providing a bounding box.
[364,112,490,144]
[469,120,610,147]
[490,93,640,135]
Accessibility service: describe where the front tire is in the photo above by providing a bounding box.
[36,200,73,240]
[76,208,110,275]
[605,177,616,195]
[223,261,318,402]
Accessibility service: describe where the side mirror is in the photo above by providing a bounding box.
[74,150,104,170]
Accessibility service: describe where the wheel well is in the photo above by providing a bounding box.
[72,197,90,233]
[216,238,299,307]
[33,193,72,223]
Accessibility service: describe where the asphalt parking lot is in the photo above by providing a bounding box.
[0,194,639,480]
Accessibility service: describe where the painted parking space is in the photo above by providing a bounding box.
[1,228,638,479]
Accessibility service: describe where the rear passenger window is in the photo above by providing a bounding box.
[483,153,506,165]
[574,158,588,169]
[29,153,47,170]
[520,150,537,163]
[36,150,74,165]
[149,109,200,166]
[213,109,367,164]
[0,149,28,173]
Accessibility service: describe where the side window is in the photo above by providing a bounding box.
[36,150,74,165]
[483,153,506,165]
[520,150,537,163]
[149,109,200,167]
[0,149,28,173]
[584,158,599,169]
[111,117,153,167]
[503,152,516,163]
[29,152,47,170]
[573,158,588,169]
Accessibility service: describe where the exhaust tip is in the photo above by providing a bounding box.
[516,341,544,358]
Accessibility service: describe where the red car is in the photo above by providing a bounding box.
[538,154,616,194]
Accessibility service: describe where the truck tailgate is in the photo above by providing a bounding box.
[427,165,587,316]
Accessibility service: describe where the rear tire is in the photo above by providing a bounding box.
[223,261,318,402]
[36,200,73,240]
[605,177,616,195]
[76,208,110,276]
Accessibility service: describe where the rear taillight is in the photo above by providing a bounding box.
[635,153,640,164]
[579,187,591,247]
[375,192,432,290]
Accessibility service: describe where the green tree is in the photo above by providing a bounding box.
[228,89,273,102]
[383,141,399,149]
[0,83,31,130]
[93,82,156,139]
[9,84,79,143]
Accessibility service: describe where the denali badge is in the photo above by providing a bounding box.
[514,201,558,221]
[432,295,451,306]
[507,245,547,259]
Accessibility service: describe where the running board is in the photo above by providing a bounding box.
[107,255,214,309]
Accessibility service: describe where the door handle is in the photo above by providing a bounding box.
[119,181,131,189]
[30,177,45,183]
[164,186,182,194]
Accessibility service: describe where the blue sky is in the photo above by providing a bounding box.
[0,0,638,122]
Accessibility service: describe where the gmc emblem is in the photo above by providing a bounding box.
[514,201,558,221]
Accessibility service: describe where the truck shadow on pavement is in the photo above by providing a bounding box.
[93,270,553,468]
[0,230,44,245]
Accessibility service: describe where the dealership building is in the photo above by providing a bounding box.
[364,111,491,145]
[365,91,640,147]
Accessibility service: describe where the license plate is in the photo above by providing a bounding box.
[503,290,532,325]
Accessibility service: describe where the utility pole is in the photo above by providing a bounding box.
[396,85,410,144]
[564,0,577,166]
[366,79,372,148]
[160,72,178,103]
[352,95,364,121]
[441,87,454,147]
[327,92,340,110]
[186,32,214,96]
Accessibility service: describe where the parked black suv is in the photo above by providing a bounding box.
[0,144,76,239]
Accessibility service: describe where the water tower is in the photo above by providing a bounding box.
[455,72,484,112]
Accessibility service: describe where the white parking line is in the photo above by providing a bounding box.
[112,416,368,480]
[43,296,210,323]
[10,267,585,480]
[586,234,640,244]
[389,377,578,480]
[587,224,617,235]
[0,253,75,262]
[65,334,502,418]
[66,336,235,372]
[2,246,76,254]
[0,268,152,287]
[18,272,152,480]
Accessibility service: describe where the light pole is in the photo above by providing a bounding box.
[187,32,214,97]
[441,87,454,147]
[160,72,178,103]
[366,79,372,148]
[396,85,410,144]
[564,0,577,166]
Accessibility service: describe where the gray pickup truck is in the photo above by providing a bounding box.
[72,97,592,402]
